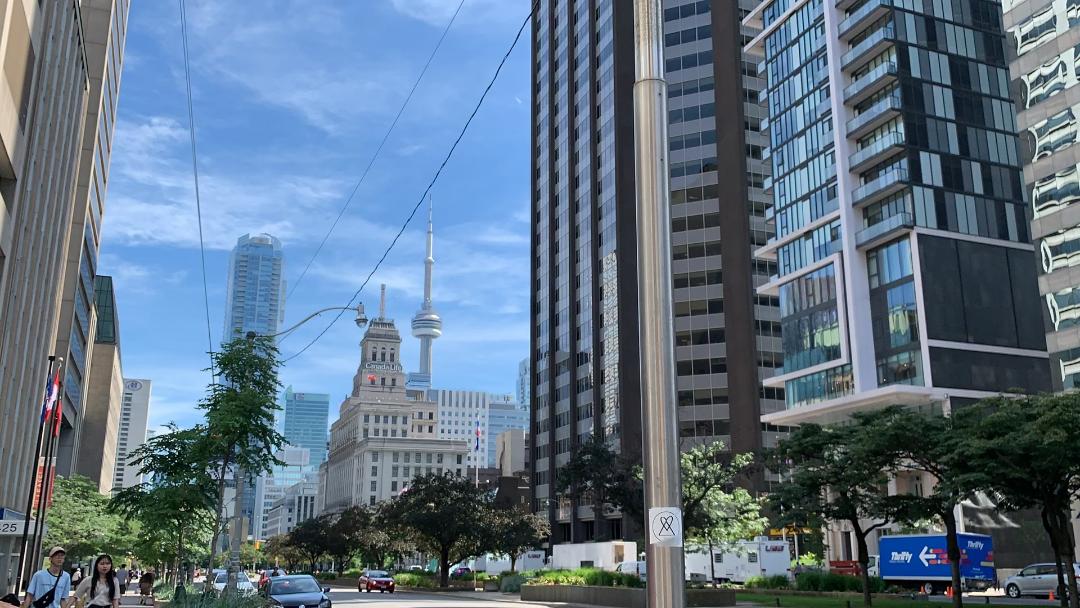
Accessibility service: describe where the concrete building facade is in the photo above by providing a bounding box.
[433,390,524,469]
[744,0,1050,567]
[0,0,114,592]
[1001,0,1080,389]
[529,0,781,544]
[263,479,319,539]
[112,378,150,492]
[75,275,123,494]
[53,0,129,480]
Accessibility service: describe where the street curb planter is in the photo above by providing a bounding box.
[521,585,736,608]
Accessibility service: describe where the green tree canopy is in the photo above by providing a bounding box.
[44,475,138,564]
[488,509,549,572]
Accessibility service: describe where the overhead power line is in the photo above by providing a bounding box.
[178,0,217,380]
[282,2,536,363]
[283,0,467,309]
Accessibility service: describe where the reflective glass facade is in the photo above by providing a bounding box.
[283,387,330,466]
[223,234,286,342]
[531,0,779,544]
[1004,0,1080,390]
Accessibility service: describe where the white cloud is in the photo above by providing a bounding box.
[98,253,188,295]
[388,0,529,27]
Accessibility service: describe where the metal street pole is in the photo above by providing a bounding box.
[14,356,58,593]
[633,0,686,606]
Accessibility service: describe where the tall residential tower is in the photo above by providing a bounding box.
[529,0,782,544]
[223,233,286,343]
[745,0,1049,567]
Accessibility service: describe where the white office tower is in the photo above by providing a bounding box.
[112,379,151,492]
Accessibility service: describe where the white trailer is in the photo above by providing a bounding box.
[552,541,638,571]
[470,550,548,573]
[684,538,791,584]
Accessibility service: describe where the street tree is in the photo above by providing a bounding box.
[382,473,492,587]
[263,534,303,572]
[324,507,368,574]
[289,515,331,572]
[489,509,549,572]
[200,335,286,570]
[44,475,137,564]
[554,436,641,538]
[111,425,217,586]
[769,422,909,607]
[858,407,978,608]
[959,394,1080,608]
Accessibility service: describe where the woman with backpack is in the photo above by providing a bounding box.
[137,570,155,606]
[73,555,120,608]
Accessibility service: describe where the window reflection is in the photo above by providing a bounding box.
[1041,224,1080,273]
[1010,0,1080,58]
[1032,164,1080,218]
[1046,286,1080,331]
[1021,45,1080,109]
[1027,104,1080,162]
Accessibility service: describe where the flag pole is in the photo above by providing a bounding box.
[30,371,64,579]
[13,356,58,593]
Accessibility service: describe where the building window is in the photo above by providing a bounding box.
[371,466,377,476]
[391,378,397,386]
[370,481,376,492]
[392,466,399,477]
[364,414,369,422]
[437,453,444,464]
[426,453,433,464]
[390,350,395,362]
[456,454,463,465]
[391,481,398,492]
[381,377,386,386]
[393,452,399,463]
[369,496,376,506]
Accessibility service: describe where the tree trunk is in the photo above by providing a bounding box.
[944,509,963,608]
[1043,507,1071,608]
[439,546,450,588]
[207,459,230,572]
[709,538,717,586]
[175,522,185,591]
[854,525,872,608]
[510,555,517,573]
[1047,504,1080,608]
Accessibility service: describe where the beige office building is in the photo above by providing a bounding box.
[0,0,93,593]
[321,290,469,512]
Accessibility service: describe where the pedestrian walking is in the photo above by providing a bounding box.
[137,570,154,606]
[20,547,73,608]
[115,565,128,596]
[69,568,82,588]
[72,555,120,608]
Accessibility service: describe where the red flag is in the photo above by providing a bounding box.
[52,391,62,437]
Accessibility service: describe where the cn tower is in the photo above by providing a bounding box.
[411,198,442,384]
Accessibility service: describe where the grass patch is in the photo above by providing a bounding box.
[737,592,1048,608]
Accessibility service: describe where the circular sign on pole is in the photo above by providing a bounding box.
[648,507,683,547]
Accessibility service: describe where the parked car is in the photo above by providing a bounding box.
[1004,563,1080,598]
[212,571,257,596]
[358,570,395,593]
[615,560,646,580]
[263,574,331,608]
[450,566,471,578]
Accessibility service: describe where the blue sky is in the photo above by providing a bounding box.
[100,1,532,434]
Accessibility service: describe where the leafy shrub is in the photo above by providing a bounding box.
[315,572,336,581]
[500,574,525,593]
[745,575,790,590]
[531,568,643,588]
[795,571,825,591]
[393,573,437,588]
[794,571,883,593]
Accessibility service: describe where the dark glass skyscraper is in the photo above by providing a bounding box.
[529,0,781,544]
[283,387,330,466]
[746,0,1050,566]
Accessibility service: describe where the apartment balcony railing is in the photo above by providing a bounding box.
[843,61,898,106]
[848,131,905,172]
[841,24,896,71]
[855,211,915,248]
[839,0,895,41]
[852,167,910,207]
[846,91,902,139]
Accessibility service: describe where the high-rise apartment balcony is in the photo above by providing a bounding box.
[846,92,901,139]
[852,167,910,207]
[855,211,914,249]
[843,61,898,106]
[839,0,894,41]
[848,131,905,172]
[763,175,774,193]
[841,24,896,72]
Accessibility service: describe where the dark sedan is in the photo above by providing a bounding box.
[358,570,395,593]
[263,574,331,608]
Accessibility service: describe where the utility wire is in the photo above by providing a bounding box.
[283,0,467,308]
[178,0,217,380]
[282,2,535,363]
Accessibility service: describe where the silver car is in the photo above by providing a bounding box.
[1004,563,1080,598]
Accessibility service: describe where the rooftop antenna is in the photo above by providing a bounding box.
[379,284,387,319]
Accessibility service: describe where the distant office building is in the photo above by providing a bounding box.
[433,390,520,469]
[113,379,151,492]
[745,0,1050,567]
[496,429,529,478]
[1002,0,1080,389]
[263,479,319,538]
[516,358,530,408]
[283,387,330,466]
[53,0,130,480]
[76,276,124,494]
[223,233,285,343]
[486,397,528,469]
[253,447,312,540]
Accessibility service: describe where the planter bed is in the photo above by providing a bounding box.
[522,584,735,608]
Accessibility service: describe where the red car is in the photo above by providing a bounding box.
[358,570,395,593]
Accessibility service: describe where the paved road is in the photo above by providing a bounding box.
[329,589,546,607]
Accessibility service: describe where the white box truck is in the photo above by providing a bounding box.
[470,550,547,573]
[552,541,638,571]
[684,538,791,584]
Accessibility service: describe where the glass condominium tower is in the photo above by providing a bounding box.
[530,0,783,544]
[1002,0,1080,390]
[745,0,1050,565]
[223,233,286,342]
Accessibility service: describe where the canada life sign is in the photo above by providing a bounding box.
[880,534,995,580]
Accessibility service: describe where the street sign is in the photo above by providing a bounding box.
[648,507,683,547]
[0,520,45,536]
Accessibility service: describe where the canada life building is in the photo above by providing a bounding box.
[744,0,1049,565]
[530,0,783,543]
